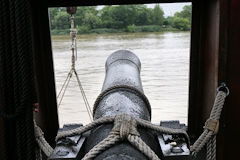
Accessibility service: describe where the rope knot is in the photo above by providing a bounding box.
[204,119,219,134]
[111,114,139,140]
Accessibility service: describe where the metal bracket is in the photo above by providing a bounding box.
[158,121,190,160]
[49,124,88,160]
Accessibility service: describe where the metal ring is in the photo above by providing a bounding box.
[217,83,230,96]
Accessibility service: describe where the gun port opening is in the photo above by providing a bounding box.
[49,2,192,127]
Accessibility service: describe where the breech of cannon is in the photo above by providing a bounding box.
[84,50,160,159]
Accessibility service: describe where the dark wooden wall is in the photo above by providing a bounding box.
[188,0,220,139]
[188,0,240,160]
[219,0,240,159]
[31,4,59,146]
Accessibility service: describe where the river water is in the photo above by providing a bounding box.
[51,32,190,127]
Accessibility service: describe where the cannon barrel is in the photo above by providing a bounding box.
[84,50,160,159]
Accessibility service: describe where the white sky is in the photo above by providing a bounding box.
[147,3,191,17]
[97,2,191,17]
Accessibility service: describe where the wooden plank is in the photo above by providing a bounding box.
[0,84,4,160]
[218,0,240,159]
[216,0,230,159]
[31,5,59,146]
[46,0,192,7]
[189,0,240,159]
[188,0,219,139]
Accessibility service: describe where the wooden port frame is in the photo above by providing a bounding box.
[1,0,239,160]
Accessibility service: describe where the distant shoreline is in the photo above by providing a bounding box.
[50,5,191,36]
[51,26,190,36]
[51,30,190,37]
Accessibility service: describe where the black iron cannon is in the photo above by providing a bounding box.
[50,50,190,160]
[84,50,160,159]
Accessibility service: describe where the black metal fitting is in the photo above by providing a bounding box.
[49,124,88,160]
[66,7,77,15]
[158,121,190,160]
[217,82,230,96]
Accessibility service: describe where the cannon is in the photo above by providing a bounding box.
[84,50,160,159]
[49,50,190,160]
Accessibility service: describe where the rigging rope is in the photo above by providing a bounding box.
[57,12,93,121]
[190,83,229,160]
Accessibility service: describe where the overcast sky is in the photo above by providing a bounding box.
[146,3,191,17]
[97,2,191,17]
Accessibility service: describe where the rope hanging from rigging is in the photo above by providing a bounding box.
[57,7,93,121]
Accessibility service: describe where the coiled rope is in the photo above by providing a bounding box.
[35,83,228,160]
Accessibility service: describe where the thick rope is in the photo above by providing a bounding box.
[81,114,161,160]
[82,134,121,160]
[55,114,189,160]
[207,136,216,160]
[56,116,115,141]
[127,134,160,160]
[137,118,190,147]
[36,86,228,159]
[34,121,53,157]
[191,90,227,159]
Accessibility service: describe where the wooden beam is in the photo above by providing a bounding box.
[217,0,240,159]
[188,0,219,139]
[46,0,192,7]
[32,5,59,146]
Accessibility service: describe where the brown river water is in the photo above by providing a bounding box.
[51,32,190,126]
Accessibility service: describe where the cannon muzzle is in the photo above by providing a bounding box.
[93,50,151,120]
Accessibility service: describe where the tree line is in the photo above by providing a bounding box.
[50,4,191,35]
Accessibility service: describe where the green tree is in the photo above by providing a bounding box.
[49,7,67,29]
[174,5,192,21]
[127,24,136,32]
[49,4,192,34]
[83,12,101,29]
[99,6,115,28]
[135,6,152,25]
[49,8,58,29]
[110,5,138,28]
[163,16,175,26]
[152,4,164,25]
[172,17,190,31]
[74,7,99,27]
[54,11,70,29]
[165,5,192,31]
